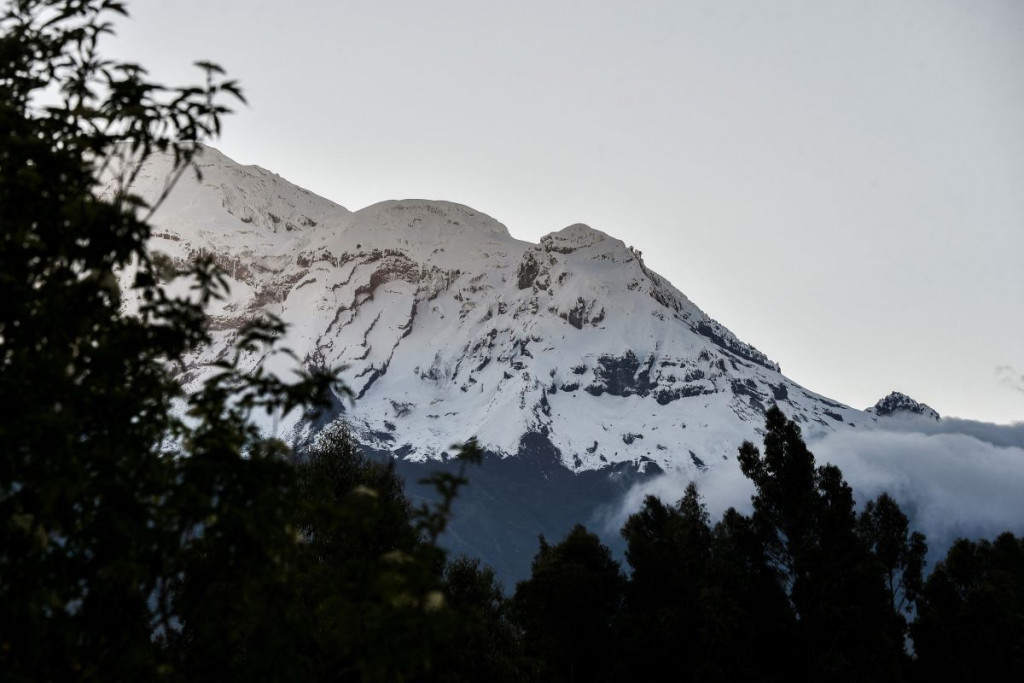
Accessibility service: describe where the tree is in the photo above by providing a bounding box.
[738,406,909,681]
[0,1,339,678]
[513,525,625,683]
[912,533,1024,682]
[858,492,927,619]
[618,484,712,682]
[436,556,528,683]
[737,406,818,588]
[284,424,459,682]
[698,507,793,682]
[295,423,417,566]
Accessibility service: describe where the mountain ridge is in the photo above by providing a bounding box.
[867,391,941,420]
[115,146,884,475]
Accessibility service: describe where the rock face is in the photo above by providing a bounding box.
[866,392,940,420]
[116,146,871,477]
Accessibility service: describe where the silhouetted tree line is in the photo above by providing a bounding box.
[2,1,1021,680]
[509,406,1023,682]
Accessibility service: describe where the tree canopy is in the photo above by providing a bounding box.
[0,0,340,677]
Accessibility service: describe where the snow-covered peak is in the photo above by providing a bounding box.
[103,145,350,251]
[337,199,523,270]
[540,223,617,252]
[125,146,871,474]
[866,392,940,420]
[353,200,513,240]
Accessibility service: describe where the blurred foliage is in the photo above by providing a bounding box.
[1,0,278,678]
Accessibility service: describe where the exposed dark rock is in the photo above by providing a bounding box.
[559,297,604,330]
[730,379,763,399]
[588,351,658,398]
[390,400,413,418]
[566,297,587,329]
[866,391,940,420]
[695,320,779,371]
[654,384,708,405]
[355,366,385,400]
[516,250,540,289]
[689,450,707,471]
[537,393,552,419]
[600,351,643,393]
[368,430,395,443]
[633,457,664,476]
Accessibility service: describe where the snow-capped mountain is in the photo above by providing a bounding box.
[115,146,876,477]
[867,391,940,420]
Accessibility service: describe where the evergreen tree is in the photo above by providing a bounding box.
[296,423,417,567]
[738,406,909,681]
[858,493,927,621]
[698,507,793,682]
[437,556,528,682]
[513,525,625,683]
[618,484,711,681]
[283,426,483,682]
[912,533,1024,682]
[737,406,818,588]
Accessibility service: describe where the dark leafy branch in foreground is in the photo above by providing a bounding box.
[2,1,1021,681]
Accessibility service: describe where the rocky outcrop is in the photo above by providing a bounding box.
[867,392,940,420]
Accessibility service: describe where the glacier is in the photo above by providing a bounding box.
[113,146,880,475]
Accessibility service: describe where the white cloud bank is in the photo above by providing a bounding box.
[606,416,1024,564]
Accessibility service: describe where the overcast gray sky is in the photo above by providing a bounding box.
[109,0,1024,423]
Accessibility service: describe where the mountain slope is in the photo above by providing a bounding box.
[114,146,873,478]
